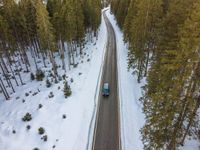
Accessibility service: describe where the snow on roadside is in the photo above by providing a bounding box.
[105,8,145,150]
[0,12,107,150]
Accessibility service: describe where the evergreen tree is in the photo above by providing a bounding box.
[115,0,130,29]
[46,79,51,88]
[126,0,163,82]
[141,0,200,149]
[63,81,72,98]
[35,0,57,75]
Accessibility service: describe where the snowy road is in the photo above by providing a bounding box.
[92,11,120,150]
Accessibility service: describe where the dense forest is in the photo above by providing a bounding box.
[111,0,200,149]
[0,0,101,99]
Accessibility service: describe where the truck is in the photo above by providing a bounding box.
[102,83,110,97]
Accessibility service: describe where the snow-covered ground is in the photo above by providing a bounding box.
[106,7,200,150]
[0,11,107,150]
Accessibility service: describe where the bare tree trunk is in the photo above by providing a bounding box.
[69,42,75,66]
[79,40,83,56]
[144,50,150,77]
[61,40,66,72]
[0,62,11,88]
[1,56,9,73]
[180,61,200,145]
[33,38,40,59]
[21,48,30,72]
[0,77,9,100]
[180,96,200,145]
[41,52,47,68]
[67,43,71,70]
[0,82,9,100]
[31,46,38,70]
[6,58,19,86]
[137,59,142,83]
[13,56,24,85]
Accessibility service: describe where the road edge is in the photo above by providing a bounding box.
[86,9,108,150]
[105,9,123,150]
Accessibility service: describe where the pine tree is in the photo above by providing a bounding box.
[141,0,200,149]
[63,82,72,98]
[35,0,57,76]
[123,0,137,43]
[126,0,163,82]
[46,79,51,88]
[115,0,130,29]
[73,0,85,51]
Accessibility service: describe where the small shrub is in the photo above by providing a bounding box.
[52,145,56,149]
[62,114,66,119]
[49,72,53,77]
[73,64,78,68]
[12,130,16,134]
[30,73,35,80]
[25,93,29,97]
[32,92,38,96]
[55,78,59,84]
[58,86,61,90]
[70,78,74,83]
[36,69,45,81]
[33,148,39,150]
[26,125,31,130]
[62,74,66,80]
[46,79,51,88]
[48,92,54,98]
[87,59,90,62]
[58,75,62,81]
[38,104,43,109]
[79,72,82,76]
[22,99,25,103]
[16,96,20,100]
[37,60,41,64]
[41,135,48,142]
[22,113,32,122]
[38,127,45,135]
[63,82,72,98]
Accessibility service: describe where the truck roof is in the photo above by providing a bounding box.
[104,83,109,89]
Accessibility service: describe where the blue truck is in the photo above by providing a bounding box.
[102,83,110,97]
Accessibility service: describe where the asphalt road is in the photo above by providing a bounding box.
[92,11,120,150]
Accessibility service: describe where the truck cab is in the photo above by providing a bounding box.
[102,83,110,97]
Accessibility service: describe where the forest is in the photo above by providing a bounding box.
[0,0,101,99]
[111,0,200,149]
[0,0,200,149]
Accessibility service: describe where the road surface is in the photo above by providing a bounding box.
[92,11,120,150]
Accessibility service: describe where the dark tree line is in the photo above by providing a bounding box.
[111,0,200,149]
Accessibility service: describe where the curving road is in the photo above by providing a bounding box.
[92,11,120,150]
